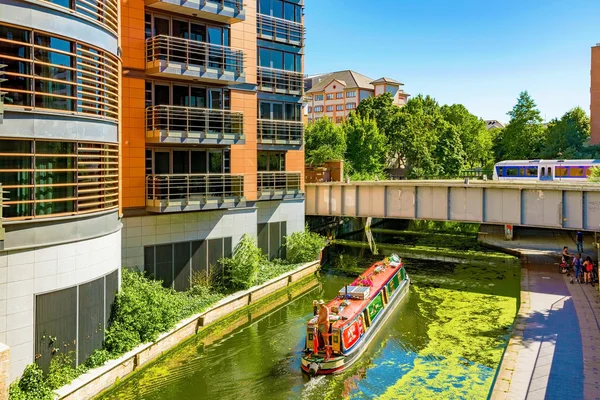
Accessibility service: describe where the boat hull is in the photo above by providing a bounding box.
[301,276,410,375]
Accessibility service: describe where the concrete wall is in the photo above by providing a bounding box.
[122,200,305,269]
[0,231,121,381]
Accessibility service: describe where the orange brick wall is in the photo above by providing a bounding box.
[121,0,147,209]
[230,1,258,201]
[286,150,305,191]
[592,46,600,144]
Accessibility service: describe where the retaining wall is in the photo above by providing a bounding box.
[55,260,320,400]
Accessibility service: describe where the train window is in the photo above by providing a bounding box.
[518,168,525,176]
[556,167,568,177]
[586,168,592,177]
[497,167,503,177]
[526,167,538,177]
[541,167,546,176]
[548,167,552,177]
[570,167,584,177]
[506,168,518,177]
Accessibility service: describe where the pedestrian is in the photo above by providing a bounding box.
[583,256,594,284]
[317,300,329,350]
[576,231,584,253]
[571,252,583,284]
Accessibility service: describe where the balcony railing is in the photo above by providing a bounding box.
[257,119,303,147]
[257,14,304,46]
[146,35,245,84]
[145,0,245,23]
[257,67,303,95]
[146,105,244,144]
[257,172,303,199]
[146,174,245,212]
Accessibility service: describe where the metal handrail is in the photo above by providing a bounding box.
[146,35,245,75]
[205,0,244,11]
[257,66,303,94]
[146,105,244,137]
[257,171,302,192]
[146,174,244,202]
[257,13,304,45]
[257,119,303,143]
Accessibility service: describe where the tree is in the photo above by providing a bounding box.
[588,166,600,183]
[494,91,546,160]
[389,95,445,178]
[304,118,346,166]
[441,104,494,168]
[541,107,590,159]
[344,115,388,179]
[434,123,466,176]
[354,92,400,138]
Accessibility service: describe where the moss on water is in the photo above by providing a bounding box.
[378,263,518,399]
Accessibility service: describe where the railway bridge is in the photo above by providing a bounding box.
[305,180,600,231]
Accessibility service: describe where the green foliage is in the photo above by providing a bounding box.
[588,166,600,182]
[493,91,546,160]
[8,364,54,400]
[45,353,77,390]
[285,227,327,264]
[344,115,388,177]
[409,220,480,235]
[541,107,590,159]
[221,234,264,290]
[354,92,401,138]
[84,349,112,369]
[255,258,300,285]
[305,118,346,166]
[434,124,465,176]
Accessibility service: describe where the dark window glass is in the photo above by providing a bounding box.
[505,168,518,177]
[190,23,205,42]
[208,238,223,278]
[155,244,173,288]
[0,25,30,42]
[190,87,206,108]
[173,150,189,174]
[47,0,72,8]
[36,141,75,154]
[191,151,207,173]
[257,223,268,256]
[0,140,31,153]
[144,246,155,276]
[271,50,283,69]
[269,222,280,260]
[258,152,268,171]
[259,0,270,14]
[145,81,152,108]
[526,167,538,177]
[145,13,152,39]
[284,2,295,21]
[284,52,295,71]
[174,242,192,291]
[191,240,207,274]
[208,151,223,173]
[296,54,302,72]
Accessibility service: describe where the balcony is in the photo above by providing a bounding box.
[257,119,303,149]
[257,172,303,200]
[257,67,303,95]
[146,35,245,84]
[146,174,245,213]
[257,14,304,46]
[145,0,245,23]
[146,105,244,145]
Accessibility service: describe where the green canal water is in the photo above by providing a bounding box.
[98,245,519,400]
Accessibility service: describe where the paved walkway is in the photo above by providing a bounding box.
[483,227,600,400]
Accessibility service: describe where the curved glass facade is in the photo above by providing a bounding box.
[0,23,119,121]
[0,139,118,220]
[40,0,119,34]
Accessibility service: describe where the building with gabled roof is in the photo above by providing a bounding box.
[304,70,409,124]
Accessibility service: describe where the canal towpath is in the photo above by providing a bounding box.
[482,226,600,400]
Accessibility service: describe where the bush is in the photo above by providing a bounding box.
[45,353,77,390]
[285,227,327,264]
[255,258,299,285]
[8,364,54,400]
[221,234,265,290]
[104,270,187,354]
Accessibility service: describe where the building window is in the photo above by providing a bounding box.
[35,270,118,373]
[0,24,119,120]
[258,151,286,171]
[346,91,356,98]
[308,106,312,112]
[144,238,233,291]
[259,0,302,23]
[258,100,302,121]
[336,117,343,123]
[336,104,343,111]
[326,105,333,112]
[258,221,287,260]
[328,117,333,122]
[259,47,302,72]
[326,93,334,100]
[314,94,324,101]
[346,102,356,110]
[0,139,118,220]
[146,148,230,174]
[336,92,343,99]
[314,106,323,112]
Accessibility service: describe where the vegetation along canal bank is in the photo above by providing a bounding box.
[94,220,520,399]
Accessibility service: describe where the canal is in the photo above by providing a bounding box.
[98,242,519,399]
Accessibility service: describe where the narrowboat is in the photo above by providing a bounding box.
[301,254,409,375]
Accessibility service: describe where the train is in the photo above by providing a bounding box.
[493,160,600,181]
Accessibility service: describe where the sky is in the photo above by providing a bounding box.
[304,0,600,122]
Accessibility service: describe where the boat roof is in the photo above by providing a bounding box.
[326,260,400,329]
